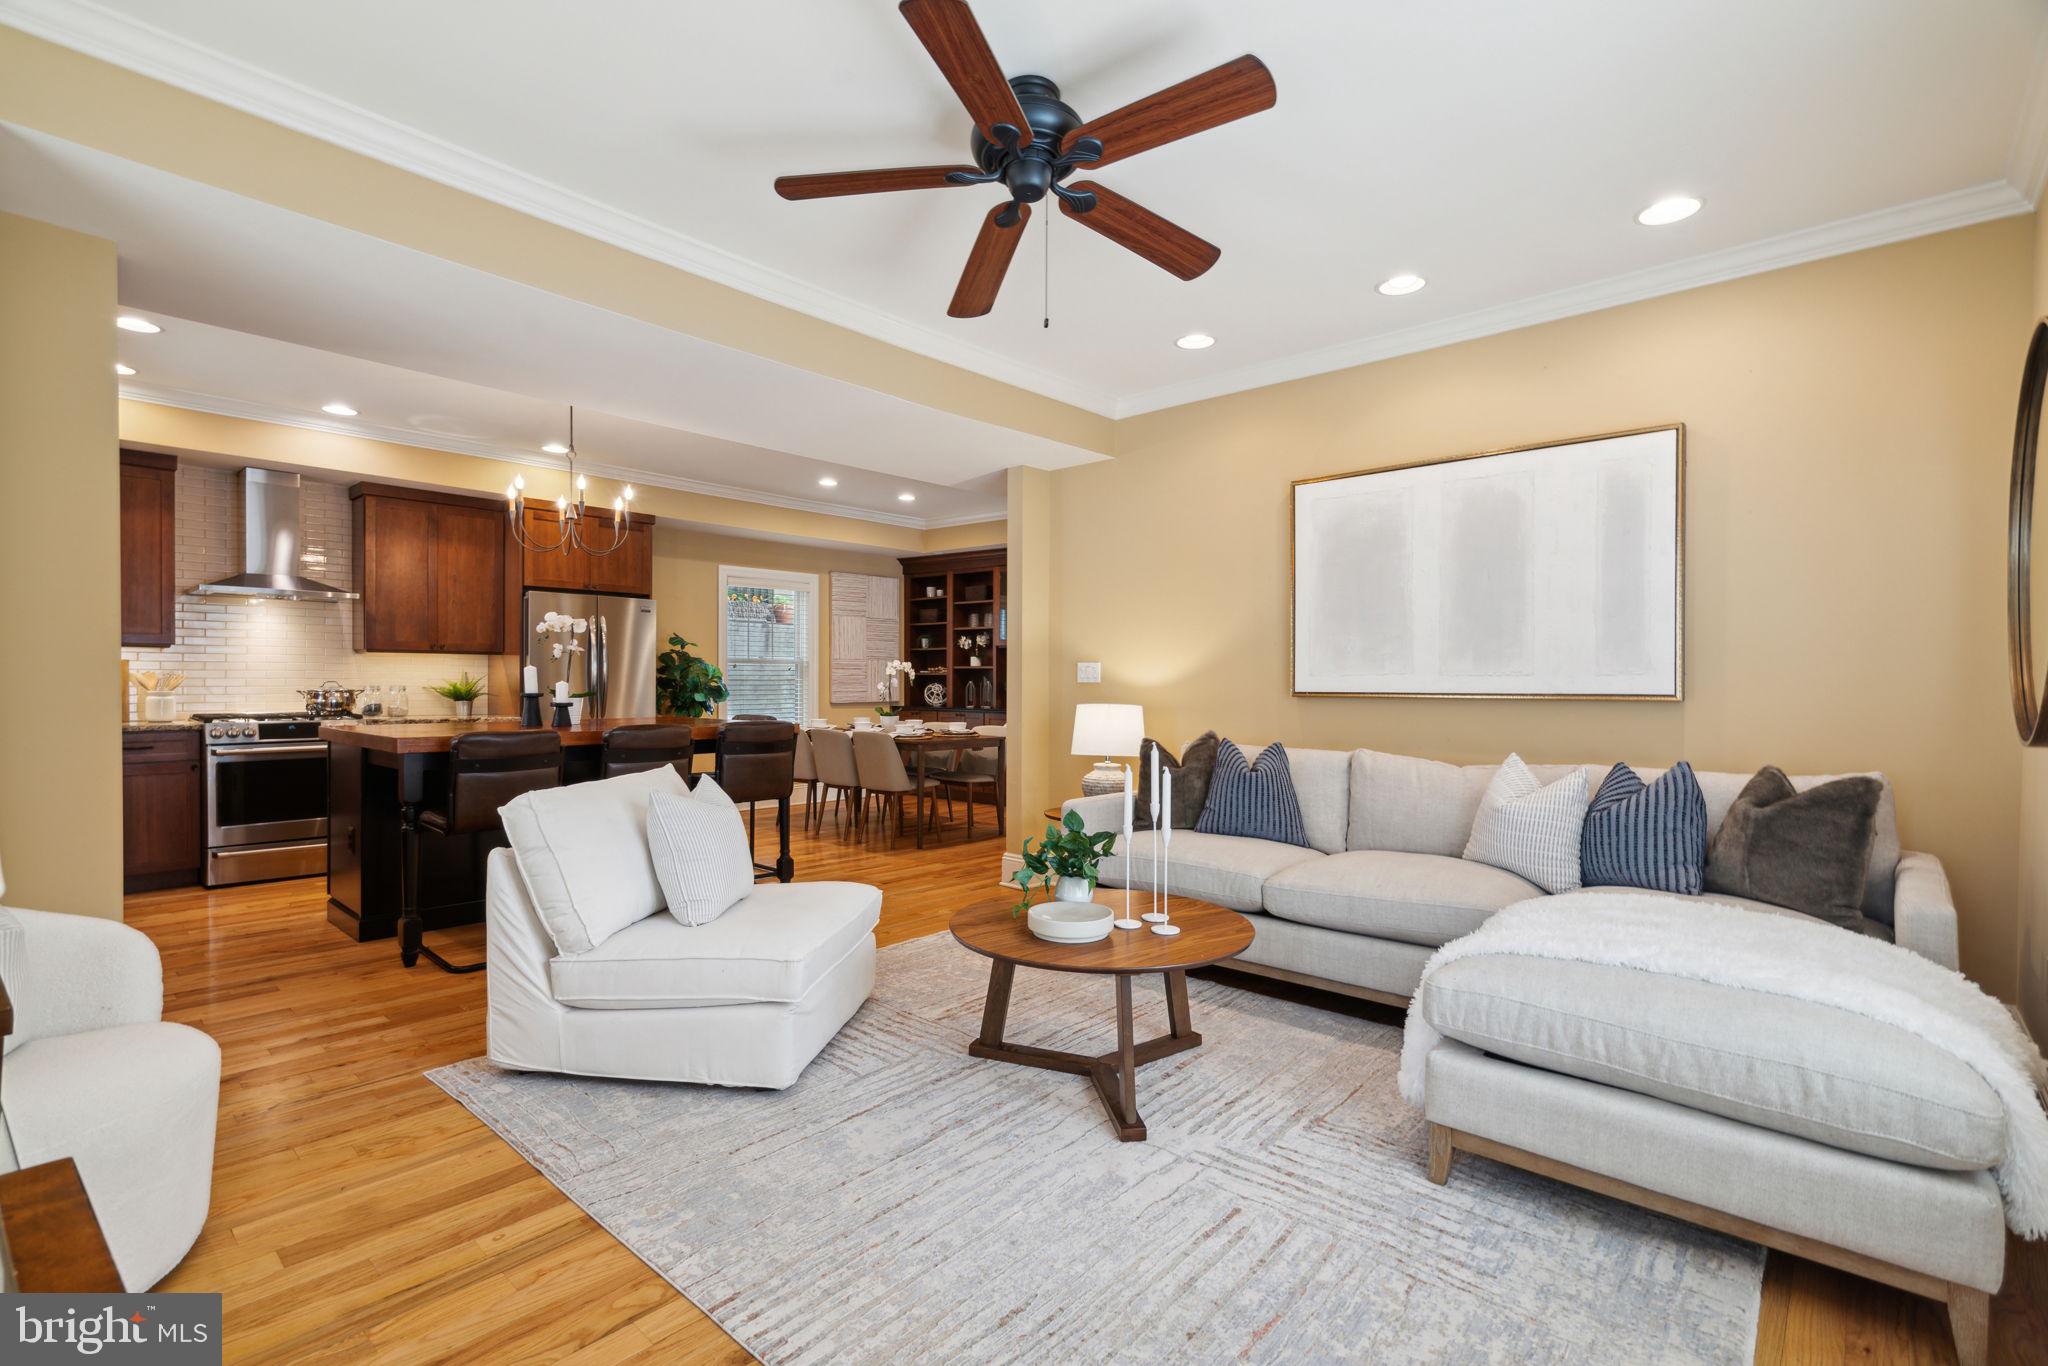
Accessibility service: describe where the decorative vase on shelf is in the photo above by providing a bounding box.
[1055,876,1095,904]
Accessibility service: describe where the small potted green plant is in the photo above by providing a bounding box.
[1011,810,1120,914]
[656,635,730,718]
[432,671,486,720]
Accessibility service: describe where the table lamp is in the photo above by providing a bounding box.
[1072,703,1144,796]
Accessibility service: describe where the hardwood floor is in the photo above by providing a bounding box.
[124,815,2043,1364]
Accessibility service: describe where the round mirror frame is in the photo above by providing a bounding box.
[2009,318,2048,743]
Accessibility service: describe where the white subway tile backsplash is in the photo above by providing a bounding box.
[123,466,491,719]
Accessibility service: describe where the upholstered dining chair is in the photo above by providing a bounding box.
[938,724,1005,840]
[807,728,861,834]
[792,727,817,816]
[851,729,947,845]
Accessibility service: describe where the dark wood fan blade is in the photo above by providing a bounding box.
[899,0,1032,146]
[1058,182,1218,280]
[948,203,1030,318]
[774,166,983,200]
[1068,55,1275,168]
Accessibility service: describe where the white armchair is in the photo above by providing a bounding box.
[0,891,220,1291]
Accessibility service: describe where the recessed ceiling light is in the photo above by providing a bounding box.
[541,442,569,455]
[115,315,161,334]
[1175,332,1215,350]
[1377,274,1426,297]
[114,363,136,376]
[818,476,839,488]
[897,493,916,503]
[1637,195,1701,226]
[321,402,358,417]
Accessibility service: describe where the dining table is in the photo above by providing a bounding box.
[841,727,1006,849]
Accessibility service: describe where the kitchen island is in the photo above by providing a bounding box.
[321,717,722,942]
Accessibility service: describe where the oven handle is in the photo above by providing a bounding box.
[209,743,331,759]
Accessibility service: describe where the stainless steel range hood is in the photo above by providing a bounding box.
[189,468,359,602]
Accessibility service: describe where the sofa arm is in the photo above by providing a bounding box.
[0,907,164,1055]
[1059,794,1126,839]
[1891,852,1959,970]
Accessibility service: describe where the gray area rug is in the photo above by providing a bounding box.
[429,933,1762,1364]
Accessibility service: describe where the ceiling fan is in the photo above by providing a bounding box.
[774,0,1276,318]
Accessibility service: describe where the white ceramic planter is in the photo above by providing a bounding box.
[1055,875,1095,903]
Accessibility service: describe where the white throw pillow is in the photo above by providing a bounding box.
[648,778,756,928]
[1461,753,1588,894]
[500,765,687,955]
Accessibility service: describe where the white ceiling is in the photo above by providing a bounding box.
[0,124,1073,526]
[5,0,2046,418]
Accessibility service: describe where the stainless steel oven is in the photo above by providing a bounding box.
[197,714,330,886]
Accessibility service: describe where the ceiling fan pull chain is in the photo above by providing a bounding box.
[1042,206,1051,330]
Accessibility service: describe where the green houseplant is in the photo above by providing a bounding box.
[431,671,486,720]
[655,634,730,718]
[1010,810,1119,915]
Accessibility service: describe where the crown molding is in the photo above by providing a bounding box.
[4,0,1119,418]
[1111,179,2035,418]
[2008,28,2048,207]
[118,386,996,531]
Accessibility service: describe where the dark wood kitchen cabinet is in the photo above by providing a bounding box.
[119,451,177,647]
[122,729,202,892]
[519,504,654,597]
[350,484,506,653]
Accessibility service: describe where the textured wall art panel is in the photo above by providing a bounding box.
[829,571,901,704]
[1292,426,1682,698]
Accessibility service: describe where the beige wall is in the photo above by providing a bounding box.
[1006,468,1054,823]
[0,212,123,918]
[649,528,908,726]
[2019,206,2048,1039]
[1041,216,2033,993]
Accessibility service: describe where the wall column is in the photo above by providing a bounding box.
[0,212,123,917]
[1005,466,1054,827]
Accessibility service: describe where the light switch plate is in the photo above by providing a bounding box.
[1076,661,1102,683]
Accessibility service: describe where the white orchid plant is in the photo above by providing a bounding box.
[876,658,916,716]
[535,611,588,661]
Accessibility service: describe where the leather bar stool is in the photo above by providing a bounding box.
[602,722,696,784]
[400,731,564,973]
[714,719,798,882]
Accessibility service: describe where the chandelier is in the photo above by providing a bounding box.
[506,406,637,556]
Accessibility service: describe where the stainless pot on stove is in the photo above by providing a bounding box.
[296,679,364,717]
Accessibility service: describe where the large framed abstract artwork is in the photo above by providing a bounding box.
[1291,425,1684,700]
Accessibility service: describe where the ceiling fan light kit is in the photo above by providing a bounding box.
[774,0,1275,319]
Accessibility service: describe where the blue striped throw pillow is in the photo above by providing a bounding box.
[1580,761,1708,895]
[1194,740,1311,847]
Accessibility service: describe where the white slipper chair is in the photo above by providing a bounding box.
[0,880,220,1290]
[484,768,877,1089]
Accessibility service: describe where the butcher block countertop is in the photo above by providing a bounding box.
[320,716,721,754]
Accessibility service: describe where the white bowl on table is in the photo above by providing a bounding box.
[1026,901,1114,944]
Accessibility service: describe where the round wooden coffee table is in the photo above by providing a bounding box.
[949,896,1254,1142]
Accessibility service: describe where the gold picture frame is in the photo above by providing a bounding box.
[1290,423,1686,701]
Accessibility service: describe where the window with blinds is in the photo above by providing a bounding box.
[718,569,817,722]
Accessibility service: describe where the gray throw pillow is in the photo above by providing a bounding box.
[1704,767,1882,928]
[1135,732,1218,830]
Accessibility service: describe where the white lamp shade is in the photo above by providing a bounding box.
[1071,702,1145,757]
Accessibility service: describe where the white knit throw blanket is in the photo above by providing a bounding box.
[1396,890,2048,1237]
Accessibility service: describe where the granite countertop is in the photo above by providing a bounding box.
[122,720,204,732]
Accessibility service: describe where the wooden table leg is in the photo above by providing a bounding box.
[996,738,1006,836]
[1087,973,1147,1141]
[974,959,1015,1050]
[774,793,794,882]
[1165,969,1198,1043]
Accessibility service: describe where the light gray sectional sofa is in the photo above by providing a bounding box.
[1063,745,1958,1006]
[1066,746,1998,1363]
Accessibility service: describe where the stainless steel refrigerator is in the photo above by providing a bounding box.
[523,591,660,718]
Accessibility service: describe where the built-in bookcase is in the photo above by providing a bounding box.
[898,548,1005,720]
